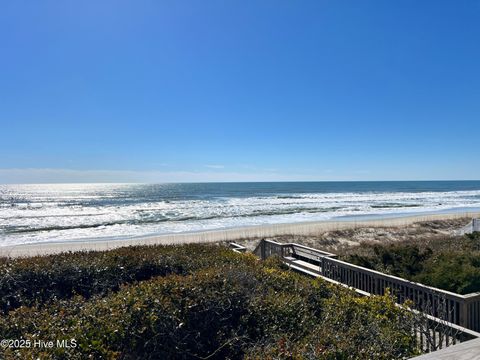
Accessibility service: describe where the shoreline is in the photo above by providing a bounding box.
[2,210,480,258]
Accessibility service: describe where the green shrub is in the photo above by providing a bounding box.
[415,252,480,294]
[246,291,417,359]
[0,244,245,313]
[0,245,419,359]
[346,244,432,278]
[344,233,480,294]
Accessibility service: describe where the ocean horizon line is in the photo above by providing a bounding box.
[2,179,480,186]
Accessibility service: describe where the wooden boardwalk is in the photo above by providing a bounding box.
[455,218,480,235]
[252,239,480,356]
[411,337,480,359]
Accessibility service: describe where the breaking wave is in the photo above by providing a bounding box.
[1,182,480,246]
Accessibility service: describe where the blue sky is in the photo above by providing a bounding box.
[1,1,479,183]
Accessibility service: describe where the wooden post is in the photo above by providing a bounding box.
[459,300,469,329]
[473,219,480,232]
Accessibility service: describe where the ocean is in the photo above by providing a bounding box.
[1,181,480,246]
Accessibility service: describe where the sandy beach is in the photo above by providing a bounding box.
[2,210,479,258]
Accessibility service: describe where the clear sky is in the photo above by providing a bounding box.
[1,1,479,183]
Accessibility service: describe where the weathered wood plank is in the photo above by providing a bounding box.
[410,337,480,359]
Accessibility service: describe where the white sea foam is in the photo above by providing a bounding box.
[1,184,480,246]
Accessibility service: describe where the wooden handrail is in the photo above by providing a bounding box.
[257,239,480,331]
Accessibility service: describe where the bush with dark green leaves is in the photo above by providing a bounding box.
[415,252,480,294]
[0,244,419,359]
[345,232,480,294]
[247,290,416,359]
[347,244,432,279]
[0,244,244,313]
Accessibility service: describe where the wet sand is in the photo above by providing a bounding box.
[1,210,479,258]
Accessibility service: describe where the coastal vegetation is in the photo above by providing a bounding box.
[0,244,419,359]
[344,232,480,295]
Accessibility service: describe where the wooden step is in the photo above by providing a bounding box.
[293,259,320,272]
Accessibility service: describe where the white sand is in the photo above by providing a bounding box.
[1,211,479,258]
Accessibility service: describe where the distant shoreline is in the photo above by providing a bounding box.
[2,209,479,258]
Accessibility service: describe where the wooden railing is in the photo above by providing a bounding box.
[229,242,247,253]
[318,255,480,330]
[473,219,480,232]
[410,310,479,352]
[254,239,480,353]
